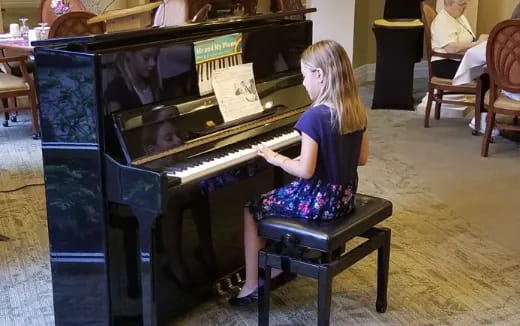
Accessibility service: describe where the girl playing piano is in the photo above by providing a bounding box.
[229,40,369,305]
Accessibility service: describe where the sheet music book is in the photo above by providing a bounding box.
[194,33,243,96]
[212,63,264,122]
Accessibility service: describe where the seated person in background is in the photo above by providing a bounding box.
[431,0,487,79]
[153,0,190,26]
[105,47,162,112]
[153,0,212,26]
[513,1,520,19]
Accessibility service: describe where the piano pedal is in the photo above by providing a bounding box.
[214,282,226,296]
[234,272,244,286]
[213,269,245,297]
[226,277,242,293]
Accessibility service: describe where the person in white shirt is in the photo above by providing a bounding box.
[513,1,520,19]
[430,0,487,78]
[153,0,190,27]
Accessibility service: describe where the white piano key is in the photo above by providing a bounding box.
[167,130,300,184]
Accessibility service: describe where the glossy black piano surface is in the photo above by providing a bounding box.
[35,8,314,326]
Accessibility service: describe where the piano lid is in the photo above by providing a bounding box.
[32,8,316,51]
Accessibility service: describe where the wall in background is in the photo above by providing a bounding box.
[352,0,383,68]
[350,0,519,69]
[307,0,356,58]
[477,0,518,35]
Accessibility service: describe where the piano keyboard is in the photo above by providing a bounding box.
[166,130,301,184]
[197,54,243,96]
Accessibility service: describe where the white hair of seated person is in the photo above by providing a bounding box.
[513,2,520,19]
[444,0,467,6]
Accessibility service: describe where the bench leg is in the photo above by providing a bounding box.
[258,252,271,326]
[317,266,332,326]
[376,228,391,313]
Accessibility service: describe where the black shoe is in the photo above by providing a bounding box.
[228,288,259,306]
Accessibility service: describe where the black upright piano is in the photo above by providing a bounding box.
[34,9,314,326]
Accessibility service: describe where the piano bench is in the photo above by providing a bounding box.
[257,194,393,326]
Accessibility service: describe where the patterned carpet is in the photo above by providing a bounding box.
[2,106,520,325]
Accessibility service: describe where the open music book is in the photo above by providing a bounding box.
[194,33,243,96]
[212,63,264,122]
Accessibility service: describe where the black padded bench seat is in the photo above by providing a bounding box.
[257,194,393,326]
[258,194,392,252]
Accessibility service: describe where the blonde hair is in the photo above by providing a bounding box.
[116,48,162,101]
[301,40,367,135]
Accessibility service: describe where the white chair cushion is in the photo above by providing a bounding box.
[484,90,520,112]
[0,73,29,92]
[431,76,477,88]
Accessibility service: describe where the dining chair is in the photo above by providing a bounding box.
[191,3,212,23]
[48,11,105,38]
[40,0,88,26]
[276,0,304,19]
[421,3,483,133]
[0,55,39,138]
[481,19,520,157]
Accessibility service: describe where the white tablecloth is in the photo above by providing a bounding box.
[452,40,520,101]
[452,41,487,86]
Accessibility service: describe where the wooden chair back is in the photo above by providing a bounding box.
[48,11,105,39]
[277,0,304,19]
[481,18,520,156]
[486,19,520,95]
[420,3,436,68]
[191,3,212,22]
[277,0,303,11]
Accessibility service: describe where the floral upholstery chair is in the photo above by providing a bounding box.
[40,0,87,26]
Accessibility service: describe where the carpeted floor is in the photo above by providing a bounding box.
[1,84,520,325]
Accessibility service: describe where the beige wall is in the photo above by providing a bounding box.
[352,0,517,69]
[352,0,384,68]
[477,0,518,35]
[353,0,437,68]
[307,0,356,57]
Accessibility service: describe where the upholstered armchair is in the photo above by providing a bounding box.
[481,19,520,157]
[421,3,483,132]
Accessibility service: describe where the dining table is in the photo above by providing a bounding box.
[0,35,34,53]
[453,40,520,101]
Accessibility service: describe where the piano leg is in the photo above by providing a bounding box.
[129,188,218,325]
[132,206,160,326]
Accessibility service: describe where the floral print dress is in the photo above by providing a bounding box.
[246,104,364,222]
[246,177,355,221]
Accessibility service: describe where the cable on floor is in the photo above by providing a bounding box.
[0,183,44,193]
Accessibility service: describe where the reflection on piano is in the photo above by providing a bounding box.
[34,8,314,326]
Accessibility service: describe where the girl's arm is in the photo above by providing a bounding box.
[358,131,368,166]
[256,132,317,179]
